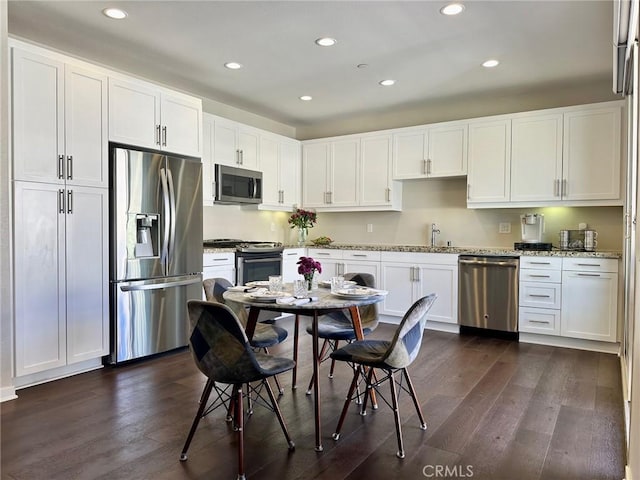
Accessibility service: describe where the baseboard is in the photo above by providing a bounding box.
[0,385,17,403]
[519,332,620,354]
[14,357,103,390]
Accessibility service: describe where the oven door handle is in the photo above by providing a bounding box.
[241,257,281,264]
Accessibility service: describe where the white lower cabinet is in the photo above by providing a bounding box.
[519,256,618,344]
[308,248,381,283]
[380,252,458,325]
[282,248,305,283]
[14,182,109,376]
[202,252,236,292]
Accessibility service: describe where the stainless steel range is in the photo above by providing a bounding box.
[204,239,283,285]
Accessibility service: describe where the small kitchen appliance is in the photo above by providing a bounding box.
[559,229,598,251]
[514,213,552,251]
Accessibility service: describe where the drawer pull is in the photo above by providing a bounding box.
[529,261,551,265]
[212,258,228,262]
[528,294,551,298]
[576,263,601,267]
[529,319,550,324]
[352,254,367,257]
[316,252,331,256]
[577,273,601,277]
[528,274,551,278]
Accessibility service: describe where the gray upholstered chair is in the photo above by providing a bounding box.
[330,293,437,459]
[304,272,379,394]
[203,278,289,392]
[180,300,295,480]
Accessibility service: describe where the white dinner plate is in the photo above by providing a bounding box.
[318,280,356,288]
[247,291,289,302]
[332,287,387,299]
[245,280,270,287]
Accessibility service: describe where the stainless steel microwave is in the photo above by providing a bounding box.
[214,164,262,204]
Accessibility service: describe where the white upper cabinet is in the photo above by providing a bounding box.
[466,118,511,205]
[259,133,301,211]
[302,134,401,211]
[562,105,622,201]
[109,77,202,158]
[211,115,259,169]
[392,121,467,179]
[510,113,563,203]
[12,49,108,187]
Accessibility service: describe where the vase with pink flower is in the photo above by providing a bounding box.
[296,256,322,291]
[288,208,317,246]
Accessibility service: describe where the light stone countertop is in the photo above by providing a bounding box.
[204,243,621,259]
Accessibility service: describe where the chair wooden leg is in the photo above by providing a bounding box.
[360,367,375,415]
[403,368,427,429]
[306,339,330,395]
[235,384,246,480]
[332,367,361,441]
[263,347,284,395]
[180,378,215,461]
[292,314,299,389]
[263,378,295,450]
[388,370,405,459]
[328,340,339,378]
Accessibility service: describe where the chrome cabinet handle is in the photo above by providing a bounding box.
[422,159,427,175]
[562,179,567,197]
[58,154,65,179]
[529,261,551,265]
[156,125,161,145]
[467,184,471,200]
[528,294,551,298]
[58,189,65,213]
[236,149,240,165]
[577,263,601,267]
[528,274,551,278]
[577,273,601,277]
[162,126,167,146]
[67,190,73,213]
[529,319,550,324]
[427,159,432,175]
[239,149,244,165]
[385,188,390,202]
[554,179,560,197]
[67,155,73,180]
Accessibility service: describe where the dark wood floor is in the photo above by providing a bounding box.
[1,317,626,480]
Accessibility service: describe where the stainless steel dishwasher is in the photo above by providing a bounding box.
[458,255,519,333]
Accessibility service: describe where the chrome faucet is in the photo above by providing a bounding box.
[431,223,441,247]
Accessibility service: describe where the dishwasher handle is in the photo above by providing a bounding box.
[459,258,519,268]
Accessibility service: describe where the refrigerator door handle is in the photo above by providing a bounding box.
[118,275,202,292]
[166,167,177,268]
[160,167,170,269]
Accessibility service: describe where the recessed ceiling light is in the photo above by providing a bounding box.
[102,7,127,19]
[482,59,500,68]
[224,62,243,70]
[300,95,313,101]
[440,3,465,16]
[379,79,396,86]
[315,37,337,47]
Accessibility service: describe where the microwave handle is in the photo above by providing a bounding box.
[251,178,258,199]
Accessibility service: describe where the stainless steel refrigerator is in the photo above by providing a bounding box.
[109,145,203,363]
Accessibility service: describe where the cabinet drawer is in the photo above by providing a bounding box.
[519,307,560,335]
[381,251,458,265]
[520,282,561,309]
[307,248,343,259]
[342,250,381,262]
[283,248,305,259]
[520,269,561,283]
[562,257,618,273]
[203,252,235,266]
[520,256,562,270]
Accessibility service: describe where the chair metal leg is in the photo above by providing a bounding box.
[328,340,339,378]
[402,368,427,429]
[388,370,405,459]
[235,384,246,480]
[263,378,295,450]
[180,378,215,461]
[306,338,330,395]
[332,367,361,441]
[292,315,299,389]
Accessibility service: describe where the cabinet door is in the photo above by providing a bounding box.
[467,119,511,204]
[260,135,281,206]
[65,65,108,188]
[12,49,64,184]
[330,139,359,206]
[302,142,330,207]
[380,263,414,317]
[213,118,239,166]
[160,93,202,157]
[238,127,259,169]
[343,261,380,283]
[14,182,66,376]
[360,135,392,206]
[280,140,301,208]
[65,186,109,363]
[562,106,622,201]
[510,114,563,203]
[108,77,160,149]
[561,271,618,342]
[393,129,428,179]
[282,248,305,283]
[428,122,467,177]
[416,264,458,324]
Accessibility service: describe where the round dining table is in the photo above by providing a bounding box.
[223,285,385,452]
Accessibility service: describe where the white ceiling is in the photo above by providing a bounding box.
[8,0,616,129]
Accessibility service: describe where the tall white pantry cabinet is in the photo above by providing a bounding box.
[11,45,109,380]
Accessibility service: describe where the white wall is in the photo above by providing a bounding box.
[204,178,623,251]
